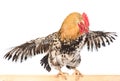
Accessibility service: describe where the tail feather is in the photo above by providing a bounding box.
[40,54,51,72]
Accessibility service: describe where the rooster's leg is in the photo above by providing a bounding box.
[56,68,69,80]
[72,68,83,81]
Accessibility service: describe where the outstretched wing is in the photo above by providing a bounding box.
[84,31,117,51]
[4,33,55,62]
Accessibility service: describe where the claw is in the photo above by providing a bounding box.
[72,69,83,81]
[56,69,69,80]
[57,72,69,80]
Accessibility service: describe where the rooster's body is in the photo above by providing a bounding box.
[4,12,117,80]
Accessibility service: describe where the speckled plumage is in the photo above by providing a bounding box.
[4,12,117,79]
[4,31,117,72]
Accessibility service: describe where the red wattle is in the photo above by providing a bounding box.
[78,22,85,34]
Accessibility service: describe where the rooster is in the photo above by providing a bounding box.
[4,12,117,80]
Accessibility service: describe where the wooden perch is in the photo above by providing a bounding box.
[0,75,120,81]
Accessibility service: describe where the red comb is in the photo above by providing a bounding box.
[82,12,89,27]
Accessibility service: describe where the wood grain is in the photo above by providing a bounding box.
[0,75,120,81]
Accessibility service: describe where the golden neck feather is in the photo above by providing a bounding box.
[58,12,83,41]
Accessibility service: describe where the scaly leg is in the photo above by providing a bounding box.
[72,68,83,81]
[56,68,69,80]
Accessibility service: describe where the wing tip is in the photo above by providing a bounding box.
[85,31,118,52]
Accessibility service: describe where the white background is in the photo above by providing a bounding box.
[0,0,120,75]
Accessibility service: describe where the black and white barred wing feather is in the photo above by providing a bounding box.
[84,31,117,51]
[4,34,53,62]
